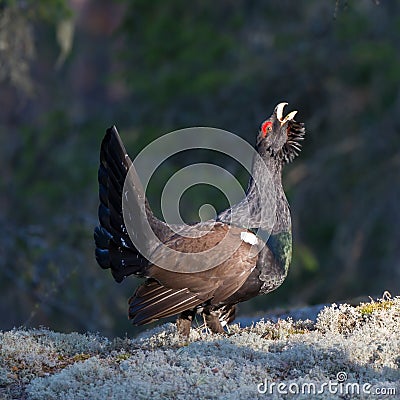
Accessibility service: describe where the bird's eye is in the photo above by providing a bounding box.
[261,121,272,137]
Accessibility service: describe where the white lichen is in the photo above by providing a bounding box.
[0,295,398,399]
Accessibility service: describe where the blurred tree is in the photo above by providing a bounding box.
[0,0,72,94]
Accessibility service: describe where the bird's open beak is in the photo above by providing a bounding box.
[275,102,298,126]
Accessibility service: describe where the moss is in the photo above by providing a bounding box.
[357,299,394,315]
[72,353,92,362]
[114,353,132,362]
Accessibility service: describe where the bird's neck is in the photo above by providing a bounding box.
[245,154,283,198]
[247,155,290,233]
[218,154,290,234]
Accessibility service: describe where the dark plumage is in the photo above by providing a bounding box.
[94,103,305,336]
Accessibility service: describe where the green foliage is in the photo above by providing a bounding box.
[296,244,319,273]
[2,0,72,21]
[0,0,72,93]
[119,0,243,106]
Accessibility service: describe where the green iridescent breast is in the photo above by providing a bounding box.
[266,231,292,274]
[250,228,292,274]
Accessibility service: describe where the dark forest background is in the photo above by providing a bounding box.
[0,0,399,337]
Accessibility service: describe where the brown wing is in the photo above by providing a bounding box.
[128,223,259,325]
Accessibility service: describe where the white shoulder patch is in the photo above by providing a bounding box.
[240,231,258,245]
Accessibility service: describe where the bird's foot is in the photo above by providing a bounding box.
[175,310,195,344]
[203,312,226,335]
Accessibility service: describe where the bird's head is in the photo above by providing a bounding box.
[256,102,305,163]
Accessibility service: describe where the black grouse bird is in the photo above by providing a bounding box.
[94,103,305,336]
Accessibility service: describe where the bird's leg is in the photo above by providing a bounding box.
[201,313,211,334]
[203,311,226,334]
[176,310,195,338]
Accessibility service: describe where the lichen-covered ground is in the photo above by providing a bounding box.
[1,296,399,399]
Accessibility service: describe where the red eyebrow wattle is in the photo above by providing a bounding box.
[261,121,272,136]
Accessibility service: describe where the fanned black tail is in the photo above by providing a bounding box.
[94,126,148,283]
